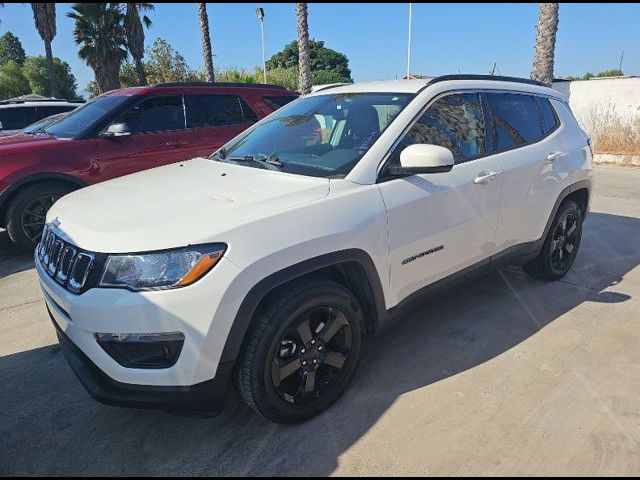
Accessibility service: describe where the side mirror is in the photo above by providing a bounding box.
[388,144,454,175]
[101,122,131,138]
[0,121,4,131]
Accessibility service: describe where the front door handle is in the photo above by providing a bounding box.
[547,151,565,161]
[474,171,500,185]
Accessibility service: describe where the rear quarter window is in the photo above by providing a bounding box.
[535,96,560,134]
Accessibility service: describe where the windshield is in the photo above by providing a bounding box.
[45,95,130,139]
[216,92,414,178]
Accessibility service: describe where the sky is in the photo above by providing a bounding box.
[1,2,639,97]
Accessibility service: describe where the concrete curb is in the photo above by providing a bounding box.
[594,153,640,167]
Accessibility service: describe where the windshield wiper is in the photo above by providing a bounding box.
[215,152,283,170]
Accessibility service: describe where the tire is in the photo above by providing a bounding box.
[238,278,365,424]
[6,182,75,251]
[524,200,583,280]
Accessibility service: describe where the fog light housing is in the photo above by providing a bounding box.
[95,332,184,369]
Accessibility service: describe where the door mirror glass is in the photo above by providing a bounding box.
[102,122,131,138]
[389,144,454,175]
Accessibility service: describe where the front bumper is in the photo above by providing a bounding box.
[50,307,234,412]
[35,246,255,411]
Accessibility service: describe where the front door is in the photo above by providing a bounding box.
[377,92,503,306]
[95,94,192,180]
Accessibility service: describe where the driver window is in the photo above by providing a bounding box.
[111,95,185,135]
[389,93,485,166]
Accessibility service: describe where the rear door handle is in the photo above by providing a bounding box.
[165,140,188,148]
[474,171,500,185]
[547,151,565,161]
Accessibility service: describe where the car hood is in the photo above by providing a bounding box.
[48,157,330,253]
[0,132,61,149]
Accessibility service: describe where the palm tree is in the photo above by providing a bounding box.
[121,3,154,86]
[67,3,128,94]
[531,3,559,87]
[198,3,214,82]
[296,3,311,95]
[31,3,59,98]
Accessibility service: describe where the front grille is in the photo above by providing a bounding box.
[37,225,96,294]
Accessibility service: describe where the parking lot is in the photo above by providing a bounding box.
[0,165,639,476]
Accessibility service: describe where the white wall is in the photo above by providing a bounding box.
[552,77,640,134]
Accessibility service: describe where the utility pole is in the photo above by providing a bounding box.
[619,51,624,73]
[406,3,412,78]
[255,7,267,83]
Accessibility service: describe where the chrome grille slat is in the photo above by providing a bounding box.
[36,228,95,294]
[55,246,77,283]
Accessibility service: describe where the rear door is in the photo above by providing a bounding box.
[485,92,565,251]
[184,94,259,158]
[378,92,504,305]
[95,94,192,179]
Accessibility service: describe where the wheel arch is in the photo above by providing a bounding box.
[219,249,387,364]
[0,173,86,225]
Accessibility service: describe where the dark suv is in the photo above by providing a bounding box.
[0,82,298,249]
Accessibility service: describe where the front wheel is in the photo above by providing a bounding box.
[6,183,75,250]
[524,200,583,280]
[238,279,365,424]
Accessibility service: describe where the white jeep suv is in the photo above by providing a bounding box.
[36,75,593,423]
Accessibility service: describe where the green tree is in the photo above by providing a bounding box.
[31,3,59,97]
[267,39,351,81]
[119,38,202,86]
[22,56,78,99]
[0,60,29,99]
[68,3,127,94]
[0,32,26,65]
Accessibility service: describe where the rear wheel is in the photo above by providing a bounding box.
[238,279,365,424]
[6,183,75,250]
[524,200,583,280]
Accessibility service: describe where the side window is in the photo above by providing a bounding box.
[0,108,28,129]
[390,93,485,165]
[536,96,559,134]
[487,93,542,151]
[112,95,185,134]
[187,95,258,128]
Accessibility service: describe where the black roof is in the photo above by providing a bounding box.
[153,81,291,91]
[429,74,547,88]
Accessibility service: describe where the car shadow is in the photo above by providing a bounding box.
[0,230,34,279]
[0,211,638,475]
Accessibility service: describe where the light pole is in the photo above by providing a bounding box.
[406,3,412,78]
[255,7,267,83]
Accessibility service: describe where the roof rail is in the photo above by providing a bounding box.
[311,83,350,93]
[428,74,548,88]
[153,81,288,90]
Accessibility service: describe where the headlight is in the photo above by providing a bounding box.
[99,244,226,291]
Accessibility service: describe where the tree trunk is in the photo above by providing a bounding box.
[198,3,215,82]
[96,59,122,94]
[43,38,59,97]
[134,57,147,86]
[296,3,311,95]
[531,3,559,87]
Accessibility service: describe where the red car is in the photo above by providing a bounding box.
[0,82,298,249]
